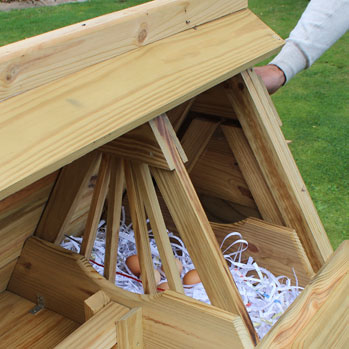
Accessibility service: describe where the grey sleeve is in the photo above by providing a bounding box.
[270,0,349,82]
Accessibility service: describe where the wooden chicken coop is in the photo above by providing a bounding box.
[0,0,347,347]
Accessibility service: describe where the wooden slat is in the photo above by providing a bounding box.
[190,127,257,208]
[117,307,144,349]
[104,157,124,283]
[226,69,333,272]
[101,123,173,170]
[0,0,247,101]
[132,162,184,293]
[151,140,258,344]
[181,117,220,173]
[0,259,17,292]
[221,124,284,225]
[36,151,101,244]
[0,9,283,201]
[124,161,157,294]
[56,302,129,349]
[166,98,196,132]
[259,240,349,348]
[211,218,314,287]
[80,153,111,258]
[84,290,111,321]
[7,236,253,348]
[0,291,79,348]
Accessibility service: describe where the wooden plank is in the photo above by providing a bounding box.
[181,117,220,173]
[101,123,173,170]
[191,83,238,119]
[104,157,124,283]
[84,290,111,321]
[7,236,253,348]
[0,0,247,101]
[190,127,257,208]
[150,138,258,344]
[132,162,184,293]
[226,69,333,272]
[117,307,144,349]
[259,240,349,348]
[80,153,111,259]
[124,161,157,294]
[56,302,129,349]
[221,124,284,225]
[0,259,17,292]
[36,151,101,244]
[166,98,196,132]
[0,9,283,201]
[211,218,314,287]
[0,291,79,348]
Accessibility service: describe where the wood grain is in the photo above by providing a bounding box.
[166,98,195,132]
[0,0,247,101]
[0,9,283,201]
[221,124,284,225]
[211,218,314,287]
[226,70,332,272]
[0,291,79,348]
[0,259,17,292]
[35,151,101,244]
[84,290,111,321]
[259,240,348,348]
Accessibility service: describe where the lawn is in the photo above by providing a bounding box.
[1,0,347,248]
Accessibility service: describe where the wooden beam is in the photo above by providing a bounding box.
[56,302,129,349]
[181,117,220,173]
[259,241,348,348]
[84,290,111,321]
[0,9,283,201]
[150,141,258,344]
[36,151,101,243]
[221,124,284,225]
[0,0,248,101]
[166,98,196,132]
[132,162,184,293]
[226,69,333,272]
[211,218,314,287]
[124,161,157,294]
[104,157,124,283]
[80,153,111,259]
[117,307,144,349]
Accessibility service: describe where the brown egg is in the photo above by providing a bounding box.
[154,269,161,285]
[161,258,183,275]
[183,269,200,285]
[157,282,170,292]
[126,254,141,276]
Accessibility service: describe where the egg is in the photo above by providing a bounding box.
[154,269,161,284]
[157,282,170,292]
[161,258,183,275]
[183,269,200,285]
[126,254,141,276]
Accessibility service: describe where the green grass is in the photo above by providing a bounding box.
[1,0,347,248]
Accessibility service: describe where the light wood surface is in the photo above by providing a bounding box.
[56,301,129,349]
[84,290,111,321]
[181,117,220,173]
[226,69,333,272]
[104,157,124,283]
[0,0,247,101]
[259,240,349,348]
[151,139,258,344]
[124,161,158,294]
[212,218,314,287]
[221,124,284,225]
[0,291,79,348]
[0,9,283,201]
[36,151,101,243]
[117,307,144,349]
[80,153,111,258]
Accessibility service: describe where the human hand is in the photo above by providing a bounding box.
[254,64,286,94]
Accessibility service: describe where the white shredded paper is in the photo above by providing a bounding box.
[61,207,302,338]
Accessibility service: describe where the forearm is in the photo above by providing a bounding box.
[271,0,349,82]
